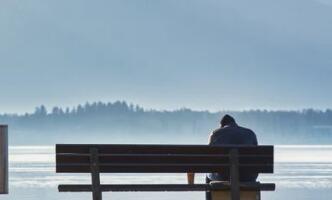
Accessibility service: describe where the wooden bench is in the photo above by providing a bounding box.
[56,144,275,200]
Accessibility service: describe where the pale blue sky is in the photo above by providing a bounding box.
[1,0,332,113]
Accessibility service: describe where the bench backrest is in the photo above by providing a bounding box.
[56,144,273,174]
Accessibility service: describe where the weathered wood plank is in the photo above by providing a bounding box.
[58,183,275,192]
[56,144,273,155]
[59,184,208,192]
[56,164,272,173]
[56,154,273,165]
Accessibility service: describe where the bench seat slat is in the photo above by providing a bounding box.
[57,153,273,157]
[58,183,275,192]
[56,154,273,165]
[56,144,273,155]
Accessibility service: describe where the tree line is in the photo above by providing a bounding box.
[1,101,332,144]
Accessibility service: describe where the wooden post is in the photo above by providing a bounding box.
[230,149,240,200]
[0,125,8,194]
[90,148,102,200]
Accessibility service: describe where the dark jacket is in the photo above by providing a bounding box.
[208,122,258,181]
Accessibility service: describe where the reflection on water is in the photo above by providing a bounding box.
[3,146,332,199]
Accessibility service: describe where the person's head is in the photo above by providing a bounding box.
[220,114,236,127]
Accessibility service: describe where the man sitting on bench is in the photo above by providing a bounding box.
[188,114,258,200]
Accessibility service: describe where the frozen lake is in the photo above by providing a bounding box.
[2,145,332,199]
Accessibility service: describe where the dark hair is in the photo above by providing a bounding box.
[220,114,236,127]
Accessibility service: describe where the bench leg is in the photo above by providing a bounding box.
[206,177,212,200]
[90,148,102,200]
[92,189,102,200]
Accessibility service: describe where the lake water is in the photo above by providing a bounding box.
[1,145,332,199]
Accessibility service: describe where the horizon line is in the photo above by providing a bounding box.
[1,100,331,115]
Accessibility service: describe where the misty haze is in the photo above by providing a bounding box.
[1,101,332,145]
